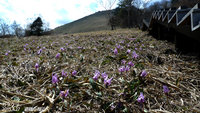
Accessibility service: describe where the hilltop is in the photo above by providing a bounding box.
[53,10,111,34]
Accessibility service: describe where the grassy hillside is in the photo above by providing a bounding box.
[53,10,111,34]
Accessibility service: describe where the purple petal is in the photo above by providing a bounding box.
[114,48,118,55]
[52,73,58,84]
[101,72,108,79]
[141,70,147,77]
[56,53,60,59]
[128,61,134,67]
[72,70,77,76]
[137,92,145,103]
[163,85,169,93]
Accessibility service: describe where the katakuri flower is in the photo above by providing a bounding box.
[163,85,170,94]
[93,70,100,81]
[52,73,59,84]
[60,47,65,51]
[118,66,126,73]
[121,60,126,65]
[117,44,121,49]
[56,53,60,59]
[127,49,131,54]
[128,61,134,67]
[37,49,42,55]
[60,89,69,98]
[5,51,10,56]
[35,63,39,72]
[141,70,147,77]
[101,72,108,79]
[114,48,118,55]
[104,77,113,86]
[72,70,77,76]
[125,66,130,72]
[61,70,67,77]
[137,92,145,103]
[132,51,139,59]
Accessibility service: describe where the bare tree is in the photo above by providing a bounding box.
[96,0,117,30]
[11,21,24,37]
[0,19,10,36]
[98,0,117,10]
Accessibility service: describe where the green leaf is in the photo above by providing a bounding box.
[89,78,99,91]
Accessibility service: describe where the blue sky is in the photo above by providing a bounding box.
[0,0,161,29]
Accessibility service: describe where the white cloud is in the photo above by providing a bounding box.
[1,0,160,29]
[0,0,119,29]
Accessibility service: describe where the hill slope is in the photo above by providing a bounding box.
[53,10,111,34]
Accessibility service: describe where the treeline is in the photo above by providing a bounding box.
[109,0,199,29]
[0,17,51,38]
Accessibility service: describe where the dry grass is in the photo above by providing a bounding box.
[0,29,200,113]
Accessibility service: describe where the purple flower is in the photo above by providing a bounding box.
[127,49,131,54]
[37,49,42,55]
[60,89,69,98]
[66,43,68,46]
[137,92,145,103]
[72,70,77,76]
[141,70,147,77]
[5,52,8,56]
[35,63,39,72]
[114,48,118,55]
[121,60,126,65]
[117,44,121,49]
[118,66,125,73]
[120,40,124,44]
[93,70,100,81]
[52,73,59,84]
[132,51,139,59]
[104,77,113,86]
[56,53,60,59]
[125,66,130,72]
[163,85,169,94]
[77,46,82,49]
[62,70,67,77]
[128,61,134,67]
[60,47,65,51]
[101,72,108,79]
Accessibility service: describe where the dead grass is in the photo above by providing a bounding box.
[0,29,200,113]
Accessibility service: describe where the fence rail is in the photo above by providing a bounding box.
[142,3,200,54]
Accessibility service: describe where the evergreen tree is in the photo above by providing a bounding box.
[30,17,43,36]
